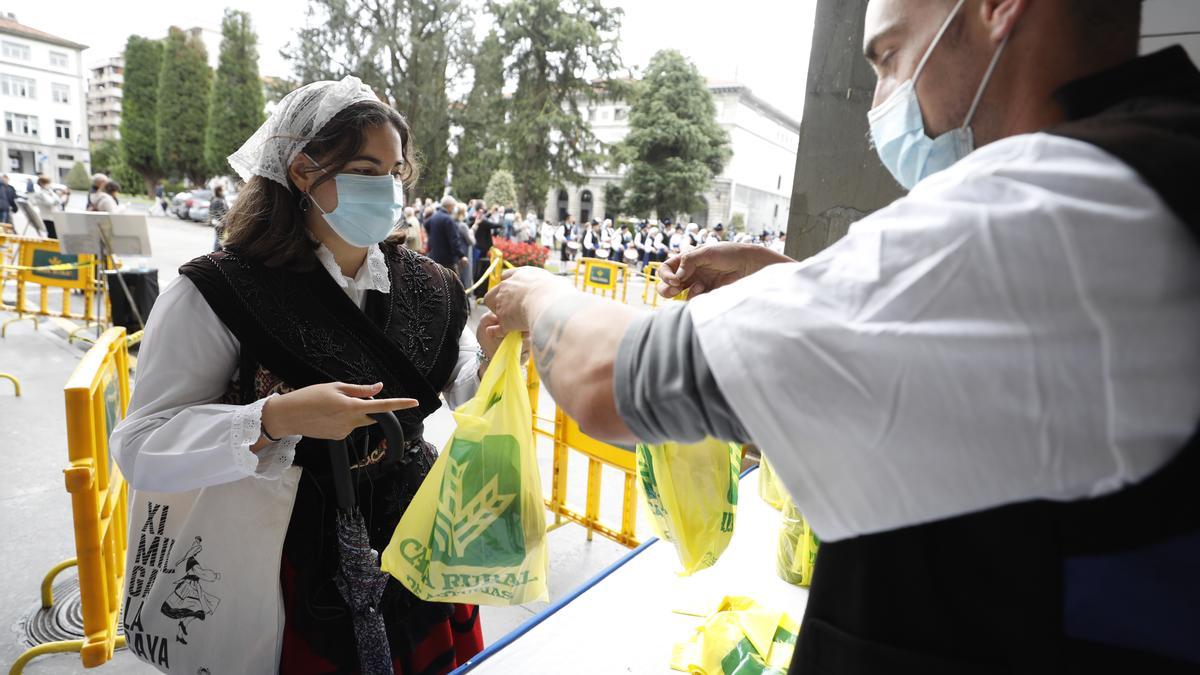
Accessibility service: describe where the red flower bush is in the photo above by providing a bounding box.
[491,237,549,268]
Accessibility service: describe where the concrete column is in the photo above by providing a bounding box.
[568,188,582,222]
[783,0,905,262]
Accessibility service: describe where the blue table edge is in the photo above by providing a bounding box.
[450,464,760,673]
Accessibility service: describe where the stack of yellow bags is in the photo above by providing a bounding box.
[671,596,799,675]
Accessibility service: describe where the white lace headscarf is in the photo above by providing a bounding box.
[227,76,381,190]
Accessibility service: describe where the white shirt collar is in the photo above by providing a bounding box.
[313,242,391,294]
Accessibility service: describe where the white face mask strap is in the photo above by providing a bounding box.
[914,0,969,83]
[963,30,1012,128]
[300,153,331,214]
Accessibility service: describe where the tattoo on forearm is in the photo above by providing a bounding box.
[531,298,588,385]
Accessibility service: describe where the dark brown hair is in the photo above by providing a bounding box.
[221,99,419,267]
[103,181,120,195]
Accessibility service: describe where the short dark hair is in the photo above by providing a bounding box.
[213,184,224,198]
[103,181,120,195]
[222,99,419,268]
[1072,0,1141,52]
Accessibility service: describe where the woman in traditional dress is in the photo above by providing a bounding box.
[111,77,495,674]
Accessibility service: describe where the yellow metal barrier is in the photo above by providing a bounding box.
[577,258,630,303]
[12,327,131,674]
[640,262,687,307]
[488,248,505,292]
[1,236,102,337]
[527,355,640,548]
[466,250,505,294]
[0,371,19,395]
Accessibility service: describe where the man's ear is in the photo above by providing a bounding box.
[980,0,1027,45]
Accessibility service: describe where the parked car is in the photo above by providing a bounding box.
[169,191,191,218]
[189,192,236,224]
[171,189,212,220]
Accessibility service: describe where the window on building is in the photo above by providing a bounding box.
[774,204,780,219]
[57,153,74,161]
[777,175,782,190]
[54,119,71,140]
[52,83,69,104]
[6,112,38,136]
[0,74,36,99]
[49,51,68,68]
[2,41,30,61]
[614,107,628,121]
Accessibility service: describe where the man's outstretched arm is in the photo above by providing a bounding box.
[487,270,640,442]
[484,268,749,445]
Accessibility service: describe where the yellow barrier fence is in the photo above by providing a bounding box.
[11,327,131,674]
[575,258,631,303]
[527,356,640,549]
[0,235,102,337]
[639,261,688,307]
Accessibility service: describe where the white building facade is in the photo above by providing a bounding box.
[0,14,89,182]
[87,56,123,142]
[545,80,800,234]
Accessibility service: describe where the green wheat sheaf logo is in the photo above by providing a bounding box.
[427,434,524,567]
[395,433,535,599]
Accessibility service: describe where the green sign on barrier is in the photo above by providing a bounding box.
[588,264,613,288]
[31,247,81,282]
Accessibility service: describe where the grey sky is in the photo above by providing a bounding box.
[8,0,816,121]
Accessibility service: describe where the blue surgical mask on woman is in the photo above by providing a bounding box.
[867,0,1011,190]
[304,153,404,247]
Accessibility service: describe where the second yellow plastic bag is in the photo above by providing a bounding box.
[636,439,741,575]
[776,498,820,587]
[382,333,549,605]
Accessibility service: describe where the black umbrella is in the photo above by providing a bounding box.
[329,411,406,675]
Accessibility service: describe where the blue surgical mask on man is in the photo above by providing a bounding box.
[304,153,404,247]
[868,0,1012,189]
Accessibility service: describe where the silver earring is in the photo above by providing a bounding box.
[299,192,311,212]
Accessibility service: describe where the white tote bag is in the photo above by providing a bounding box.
[121,467,301,674]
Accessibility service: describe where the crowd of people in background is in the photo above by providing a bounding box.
[547,214,787,274]
[392,193,788,288]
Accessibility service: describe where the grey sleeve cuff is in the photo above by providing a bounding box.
[614,303,749,444]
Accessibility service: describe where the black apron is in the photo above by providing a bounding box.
[790,47,1200,674]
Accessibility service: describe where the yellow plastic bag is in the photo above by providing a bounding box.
[636,439,741,575]
[757,455,788,511]
[382,333,548,605]
[671,596,799,675]
[776,497,820,587]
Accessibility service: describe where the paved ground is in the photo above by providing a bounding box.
[0,215,658,673]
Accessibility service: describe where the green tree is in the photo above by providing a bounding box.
[603,182,624,219]
[157,27,212,185]
[65,162,90,191]
[283,0,471,200]
[453,30,506,201]
[120,35,163,194]
[205,10,265,178]
[451,30,506,199]
[90,139,121,174]
[483,169,517,209]
[489,0,623,212]
[620,50,730,220]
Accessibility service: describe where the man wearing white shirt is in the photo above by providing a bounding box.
[485,0,1200,670]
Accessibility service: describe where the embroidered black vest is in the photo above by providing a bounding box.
[179,242,470,668]
[791,47,1200,675]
